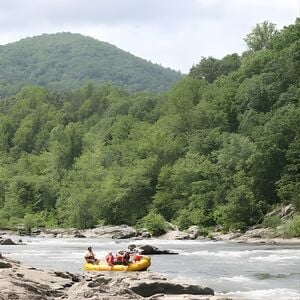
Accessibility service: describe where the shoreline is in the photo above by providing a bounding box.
[1,225,300,246]
[217,236,300,245]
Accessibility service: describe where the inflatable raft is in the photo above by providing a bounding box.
[84,256,151,272]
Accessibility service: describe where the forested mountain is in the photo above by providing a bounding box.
[0,33,183,96]
[0,20,299,236]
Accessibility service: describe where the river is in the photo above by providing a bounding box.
[1,235,299,300]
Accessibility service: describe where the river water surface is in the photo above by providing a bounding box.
[1,235,299,300]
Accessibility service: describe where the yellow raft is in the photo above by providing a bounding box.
[83,256,151,272]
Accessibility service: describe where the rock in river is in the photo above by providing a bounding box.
[128,244,179,255]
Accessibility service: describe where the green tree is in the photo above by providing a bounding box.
[190,54,241,83]
[276,134,300,211]
[244,21,277,51]
[139,211,168,236]
[50,123,83,172]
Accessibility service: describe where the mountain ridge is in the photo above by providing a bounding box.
[0,32,183,95]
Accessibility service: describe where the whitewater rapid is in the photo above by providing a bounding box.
[1,235,299,300]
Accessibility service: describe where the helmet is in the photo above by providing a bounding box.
[88,246,92,251]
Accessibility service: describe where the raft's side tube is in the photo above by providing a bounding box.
[84,256,151,272]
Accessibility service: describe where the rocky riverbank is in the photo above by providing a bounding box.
[2,225,300,247]
[1,204,299,245]
[0,254,235,300]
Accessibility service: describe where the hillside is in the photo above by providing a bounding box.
[0,20,299,236]
[0,32,183,95]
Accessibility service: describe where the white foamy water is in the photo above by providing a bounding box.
[218,275,253,283]
[1,234,299,300]
[182,249,253,257]
[182,248,300,259]
[222,288,300,300]
[249,254,300,263]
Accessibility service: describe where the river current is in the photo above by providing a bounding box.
[1,235,299,300]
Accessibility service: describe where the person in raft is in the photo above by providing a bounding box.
[84,246,100,264]
[105,251,115,266]
[114,250,130,265]
[132,250,143,262]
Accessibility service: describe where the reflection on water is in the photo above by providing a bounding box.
[1,235,299,300]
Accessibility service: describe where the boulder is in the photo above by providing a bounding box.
[159,230,191,240]
[243,228,275,239]
[281,204,295,219]
[1,238,16,245]
[130,281,214,298]
[137,228,152,238]
[186,226,200,239]
[0,260,12,268]
[228,233,242,240]
[83,225,138,239]
[265,204,295,220]
[31,228,42,235]
[74,233,86,238]
[1,257,216,300]
[166,222,179,231]
[68,271,214,299]
[140,231,151,238]
[128,244,178,255]
[112,231,137,239]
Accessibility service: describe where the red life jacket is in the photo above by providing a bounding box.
[106,254,114,265]
[116,254,125,262]
[133,254,142,262]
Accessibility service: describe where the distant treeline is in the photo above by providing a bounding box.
[0,20,299,233]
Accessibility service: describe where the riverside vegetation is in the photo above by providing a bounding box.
[0,20,299,237]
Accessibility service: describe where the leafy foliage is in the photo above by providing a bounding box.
[0,20,299,231]
[282,215,300,238]
[0,33,183,96]
[262,215,282,228]
[139,212,169,236]
[190,54,241,83]
[244,21,277,51]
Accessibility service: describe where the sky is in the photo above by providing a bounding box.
[0,0,298,73]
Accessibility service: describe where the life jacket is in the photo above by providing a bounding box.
[133,254,142,262]
[106,254,114,265]
[116,253,125,262]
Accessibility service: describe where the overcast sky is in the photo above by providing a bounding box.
[0,0,298,72]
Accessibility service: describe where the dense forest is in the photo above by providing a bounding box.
[0,33,182,95]
[0,20,299,236]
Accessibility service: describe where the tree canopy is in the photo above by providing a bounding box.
[0,33,183,97]
[244,21,277,51]
[0,20,299,233]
